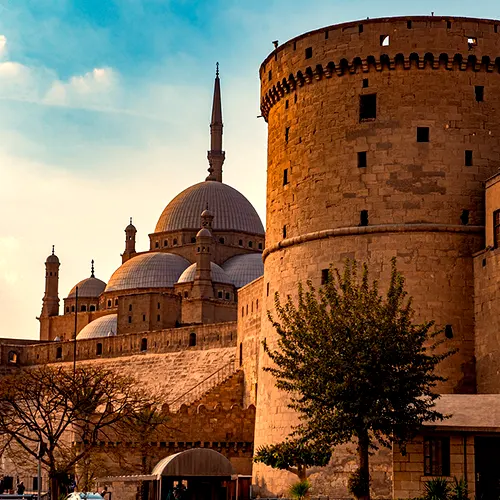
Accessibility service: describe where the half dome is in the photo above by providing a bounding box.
[67,277,106,299]
[222,253,264,288]
[155,181,264,235]
[177,262,233,285]
[77,314,117,340]
[105,253,190,293]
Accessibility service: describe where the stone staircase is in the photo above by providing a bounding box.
[168,360,243,410]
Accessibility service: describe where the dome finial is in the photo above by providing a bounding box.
[206,65,225,183]
[91,259,95,278]
[52,245,55,255]
[130,217,133,225]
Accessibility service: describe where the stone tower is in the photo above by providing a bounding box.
[41,246,60,317]
[122,218,137,263]
[254,16,500,496]
[192,210,215,300]
[206,63,225,182]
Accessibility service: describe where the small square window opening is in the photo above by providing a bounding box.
[417,127,430,143]
[359,94,377,121]
[380,35,390,46]
[358,151,367,169]
[305,47,313,59]
[362,78,369,88]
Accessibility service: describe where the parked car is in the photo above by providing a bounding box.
[65,494,104,500]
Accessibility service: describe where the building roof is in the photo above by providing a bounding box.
[425,394,500,432]
[105,253,190,293]
[154,181,264,235]
[177,262,233,285]
[222,253,264,288]
[67,277,106,299]
[76,314,117,340]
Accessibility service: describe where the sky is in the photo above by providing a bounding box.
[0,0,499,339]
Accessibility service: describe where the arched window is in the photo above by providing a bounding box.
[248,241,253,248]
[114,298,118,306]
[189,333,197,347]
[141,338,148,352]
[258,243,263,250]
[191,237,196,243]
[184,291,189,298]
[239,343,243,367]
[66,306,69,313]
[173,239,178,246]
[89,305,96,312]
[219,237,225,244]
[71,305,75,312]
[164,240,168,247]
[96,343,103,356]
[80,305,87,312]
[129,304,132,312]
[56,347,62,359]
[239,239,243,246]
[107,300,112,308]
[8,351,18,364]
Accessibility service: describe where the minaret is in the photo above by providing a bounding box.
[206,63,225,183]
[122,217,137,263]
[41,246,60,317]
[192,209,214,299]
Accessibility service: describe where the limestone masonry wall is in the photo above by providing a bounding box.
[18,321,236,365]
[254,16,500,498]
[237,277,263,407]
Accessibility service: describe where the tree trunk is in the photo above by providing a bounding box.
[357,429,370,500]
[298,464,307,482]
[50,473,59,500]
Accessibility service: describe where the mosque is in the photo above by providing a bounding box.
[5,14,500,500]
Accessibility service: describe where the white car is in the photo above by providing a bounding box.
[65,494,104,500]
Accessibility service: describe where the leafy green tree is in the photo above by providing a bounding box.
[264,259,452,500]
[254,439,331,481]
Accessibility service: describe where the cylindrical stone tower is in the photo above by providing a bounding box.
[254,16,500,497]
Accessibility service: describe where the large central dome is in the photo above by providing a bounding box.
[155,181,264,235]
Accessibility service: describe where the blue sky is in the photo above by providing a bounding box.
[0,0,499,338]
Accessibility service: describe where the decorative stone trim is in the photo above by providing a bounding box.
[262,223,483,261]
[261,52,500,119]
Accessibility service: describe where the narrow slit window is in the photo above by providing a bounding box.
[128,316,132,324]
[305,47,313,59]
[325,31,329,40]
[283,168,289,185]
[359,94,377,121]
[285,127,290,142]
[321,269,329,285]
[407,20,412,29]
[445,325,454,339]
[285,99,289,109]
[283,225,287,239]
[358,24,364,33]
[268,70,272,81]
[447,21,452,29]
[417,127,430,143]
[358,151,367,168]
[96,343,103,356]
[360,210,369,226]
[465,150,473,166]
[460,209,470,225]
[380,35,390,46]
[267,282,270,297]
[362,78,369,88]
[475,86,484,102]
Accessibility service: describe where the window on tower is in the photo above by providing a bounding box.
[359,94,377,121]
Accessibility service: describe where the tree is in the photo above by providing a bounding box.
[254,439,331,481]
[263,259,453,500]
[0,365,150,500]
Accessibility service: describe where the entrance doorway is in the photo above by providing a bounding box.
[475,437,500,500]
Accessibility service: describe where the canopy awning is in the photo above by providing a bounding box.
[151,449,236,478]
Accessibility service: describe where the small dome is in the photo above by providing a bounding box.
[105,253,190,293]
[67,277,106,299]
[155,181,264,235]
[77,314,117,340]
[222,253,264,288]
[197,228,212,238]
[177,262,233,285]
[46,254,59,264]
[201,208,214,218]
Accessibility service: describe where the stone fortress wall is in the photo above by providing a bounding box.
[254,16,500,497]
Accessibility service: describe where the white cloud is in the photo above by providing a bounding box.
[44,67,117,107]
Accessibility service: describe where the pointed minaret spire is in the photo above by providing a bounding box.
[206,62,225,182]
[90,259,95,278]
